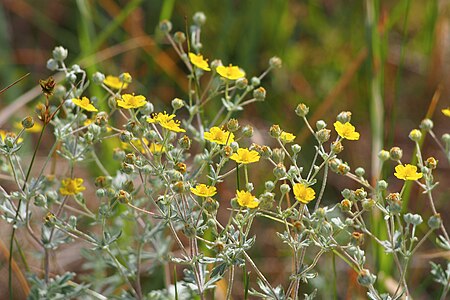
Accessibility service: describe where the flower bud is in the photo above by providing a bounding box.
[39,77,56,96]
[355,167,365,177]
[357,269,376,287]
[260,145,272,159]
[336,111,352,123]
[141,102,154,114]
[378,149,390,161]
[46,58,58,71]
[159,20,172,33]
[113,148,126,161]
[316,128,331,143]
[93,72,105,84]
[265,181,275,191]
[389,147,403,161]
[269,56,282,68]
[241,125,253,137]
[331,140,343,153]
[95,176,111,188]
[428,214,442,229]
[291,144,301,154]
[340,199,352,212]
[193,12,206,25]
[173,31,186,44]
[404,213,423,226]
[236,78,248,90]
[420,118,433,131]
[117,190,131,203]
[251,76,260,87]
[21,116,35,129]
[273,163,287,179]
[316,120,327,130]
[362,198,375,210]
[408,129,422,142]
[337,162,350,175]
[280,183,291,194]
[272,148,285,164]
[177,135,190,150]
[171,98,184,111]
[71,64,81,73]
[230,142,239,151]
[226,119,239,132]
[269,125,282,139]
[354,188,367,201]
[295,103,309,117]
[121,162,134,174]
[52,46,68,61]
[442,133,450,144]
[67,72,77,83]
[341,188,352,199]
[119,131,133,143]
[351,232,364,246]
[172,181,186,193]
[376,180,388,190]
[425,157,438,169]
[96,189,106,198]
[124,153,136,164]
[253,87,266,100]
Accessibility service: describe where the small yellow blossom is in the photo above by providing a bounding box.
[59,178,86,195]
[236,190,259,208]
[442,107,450,117]
[103,75,128,90]
[293,183,315,204]
[147,112,185,133]
[0,130,23,144]
[230,148,260,164]
[280,131,296,143]
[204,127,234,145]
[191,184,217,197]
[189,52,211,71]
[394,164,423,181]
[117,94,147,109]
[216,64,245,80]
[149,142,165,153]
[15,122,43,133]
[72,97,98,112]
[334,121,360,141]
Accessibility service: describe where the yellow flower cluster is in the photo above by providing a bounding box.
[236,190,259,208]
[230,148,260,164]
[293,183,315,204]
[204,127,234,145]
[394,164,422,181]
[334,121,360,141]
[117,94,147,109]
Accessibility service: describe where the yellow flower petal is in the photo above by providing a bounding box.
[230,148,260,164]
[394,164,423,181]
[103,75,128,90]
[189,52,211,71]
[191,184,217,197]
[216,64,245,80]
[117,94,147,109]
[59,178,86,195]
[293,183,315,204]
[236,190,259,208]
[204,127,234,145]
[442,108,450,117]
[334,121,360,141]
[72,97,98,112]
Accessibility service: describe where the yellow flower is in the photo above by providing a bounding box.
[14,122,43,133]
[204,126,234,145]
[394,164,423,181]
[236,190,259,208]
[147,112,185,133]
[442,107,450,117]
[189,52,211,71]
[103,75,128,90]
[59,178,86,195]
[216,64,245,80]
[191,184,217,197]
[149,142,165,153]
[293,183,315,204]
[230,148,260,164]
[72,97,98,112]
[0,130,23,144]
[117,94,147,109]
[280,131,296,143]
[334,121,360,141]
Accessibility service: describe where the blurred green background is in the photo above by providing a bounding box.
[1,0,449,298]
